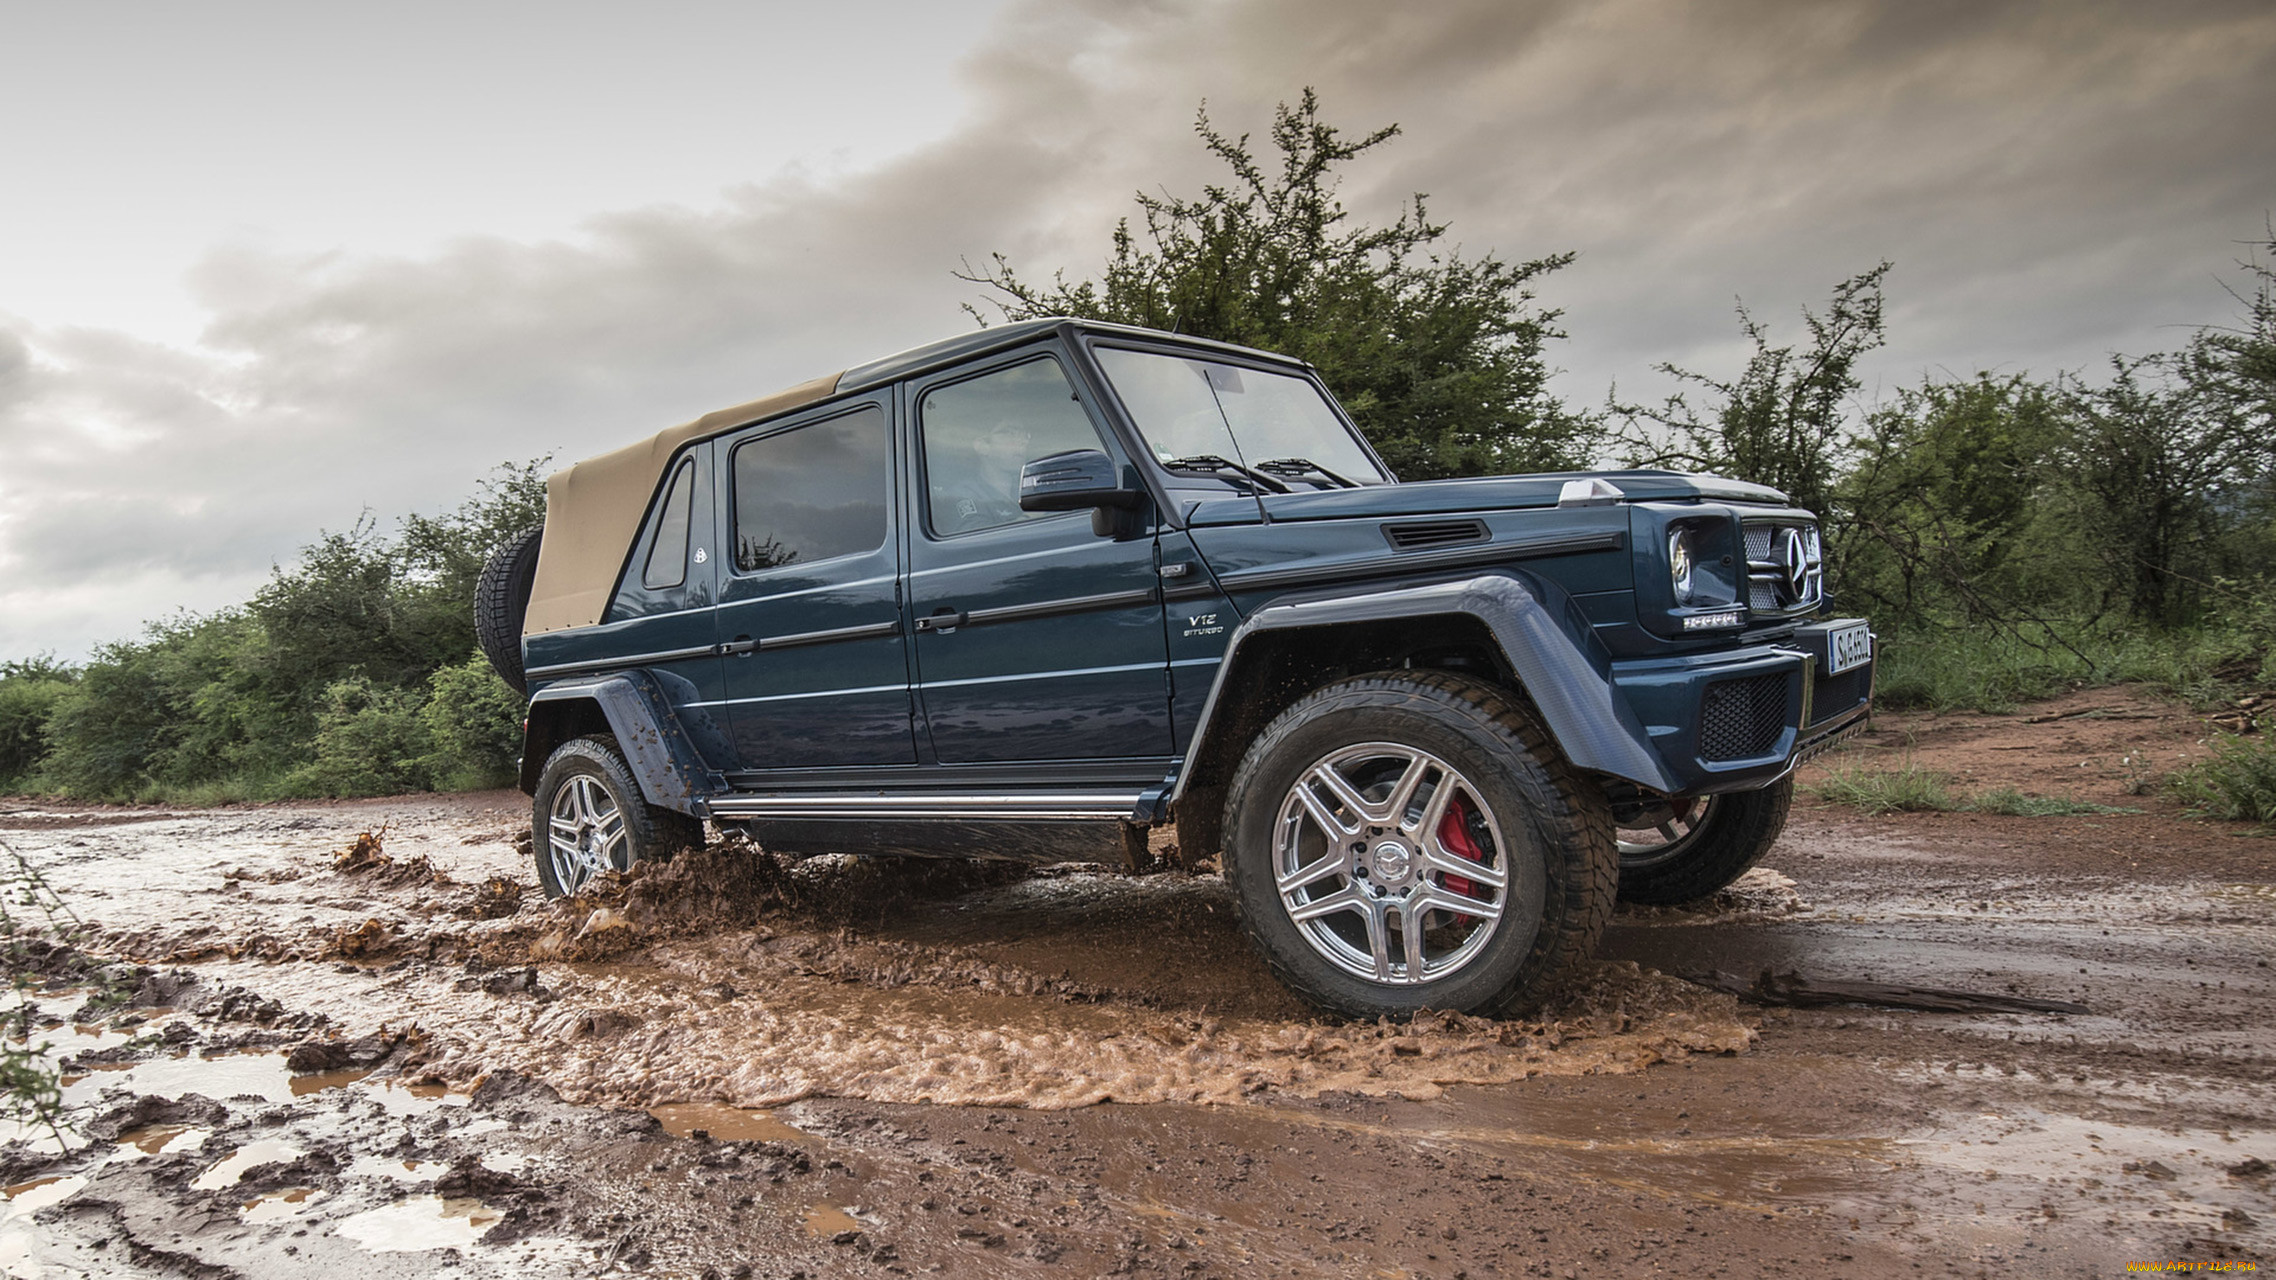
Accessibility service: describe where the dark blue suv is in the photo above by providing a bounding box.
[472,318,1874,1020]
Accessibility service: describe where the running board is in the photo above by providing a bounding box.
[706,792,1145,822]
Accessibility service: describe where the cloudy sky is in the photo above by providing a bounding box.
[3,0,2271,661]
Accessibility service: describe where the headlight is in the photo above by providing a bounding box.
[1669,527,1700,604]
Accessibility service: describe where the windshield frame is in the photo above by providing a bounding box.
[1076,336,1397,506]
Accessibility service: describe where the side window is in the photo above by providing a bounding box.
[731,405,889,572]
[920,357,1108,537]
[641,460,696,590]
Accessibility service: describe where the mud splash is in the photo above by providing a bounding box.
[417,953,1753,1110]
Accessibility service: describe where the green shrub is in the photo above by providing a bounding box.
[0,659,74,787]
[2169,734,2276,824]
[287,677,434,798]
[419,651,524,789]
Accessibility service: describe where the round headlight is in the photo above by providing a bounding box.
[1669,527,1698,604]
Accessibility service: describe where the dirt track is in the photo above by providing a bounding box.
[3,684,2271,1277]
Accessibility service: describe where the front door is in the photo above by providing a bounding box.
[713,396,917,773]
[902,349,1172,764]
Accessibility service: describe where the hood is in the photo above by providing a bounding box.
[1182,469,1792,526]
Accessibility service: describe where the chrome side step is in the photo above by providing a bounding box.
[707,792,1145,821]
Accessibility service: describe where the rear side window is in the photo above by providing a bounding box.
[731,405,889,572]
[920,357,1108,537]
[641,460,696,590]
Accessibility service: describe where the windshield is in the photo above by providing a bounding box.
[1093,348,1388,491]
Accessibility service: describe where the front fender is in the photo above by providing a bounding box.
[1164,573,1679,816]
[523,670,726,816]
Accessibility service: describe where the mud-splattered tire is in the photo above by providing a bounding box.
[531,737,700,898]
[1614,779,1792,906]
[475,526,542,695]
[1222,671,1617,1021]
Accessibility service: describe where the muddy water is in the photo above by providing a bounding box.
[10,807,1757,1117]
[8,780,2276,1273]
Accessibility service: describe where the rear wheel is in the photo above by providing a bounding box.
[1223,672,1616,1021]
[1613,779,1793,905]
[531,737,700,897]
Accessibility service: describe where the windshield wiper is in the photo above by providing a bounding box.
[1160,454,1292,494]
[1254,457,1360,489]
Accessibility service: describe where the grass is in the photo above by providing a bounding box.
[2168,733,2276,824]
[1811,760,1958,814]
[1869,620,2274,714]
[1965,786,2141,817]
[1810,761,2140,817]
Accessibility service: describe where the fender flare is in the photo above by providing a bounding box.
[522,670,726,816]
[1163,572,1679,816]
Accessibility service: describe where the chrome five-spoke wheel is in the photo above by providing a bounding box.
[1273,742,1509,985]
[547,773,629,896]
[1224,671,1614,1021]
[530,736,698,899]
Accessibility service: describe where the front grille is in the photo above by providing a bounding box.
[1382,518,1489,551]
[1742,520,1825,616]
[1700,673,1789,761]
[1810,665,1871,726]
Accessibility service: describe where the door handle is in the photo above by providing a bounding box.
[914,608,966,634]
[722,635,758,656]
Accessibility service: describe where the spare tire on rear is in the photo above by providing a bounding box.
[475,526,542,694]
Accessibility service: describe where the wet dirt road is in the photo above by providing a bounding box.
[3,684,2271,1277]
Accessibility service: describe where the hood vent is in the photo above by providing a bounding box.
[1382,518,1490,552]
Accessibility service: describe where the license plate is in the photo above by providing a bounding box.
[1825,621,1873,675]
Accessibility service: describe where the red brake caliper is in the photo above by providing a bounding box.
[1435,796,1488,921]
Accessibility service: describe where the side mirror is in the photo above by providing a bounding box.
[1018,450,1142,513]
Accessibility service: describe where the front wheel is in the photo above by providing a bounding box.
[1222,672,1617,1021]
[1613,779,1793,905]
[531,737,700,897]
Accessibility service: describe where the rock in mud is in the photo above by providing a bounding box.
[236,1148,342,1190]
[466,1069,566,1109]
[285,1030,402,1073]
[84,1093,231,1142]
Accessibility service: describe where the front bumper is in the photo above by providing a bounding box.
[1609,619,1875,796]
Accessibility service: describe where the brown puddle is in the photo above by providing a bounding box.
[334,1195,503,1252]
[191,1139,301,1191]
[802,1203,867,1238]
[648,1102,811,1143]
[241,1187,323,1224]
[115,1123,209,1156]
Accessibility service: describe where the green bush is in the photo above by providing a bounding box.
[287,677,435,798]
[2169,734,2276,824]
[0,659,74,786]
[419,651,525,789]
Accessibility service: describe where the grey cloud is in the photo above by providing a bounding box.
[3,0,2272,660]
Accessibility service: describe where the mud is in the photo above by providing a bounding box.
[1,683,2272,1275]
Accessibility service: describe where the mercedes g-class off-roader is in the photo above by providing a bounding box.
[473,318,1873,1021]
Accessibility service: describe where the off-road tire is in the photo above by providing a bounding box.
[1614,779,1793,906]
[475,526,542,695]
[531,736,701,898]
[1222,671,1618,1021]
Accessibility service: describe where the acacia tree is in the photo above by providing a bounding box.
[1617,264,1890,520]
[962,89,1596,479]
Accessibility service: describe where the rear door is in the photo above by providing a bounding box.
[713,395,918,773]
[902,347,1173,764]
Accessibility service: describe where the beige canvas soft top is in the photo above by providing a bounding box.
[524,372,843,635]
